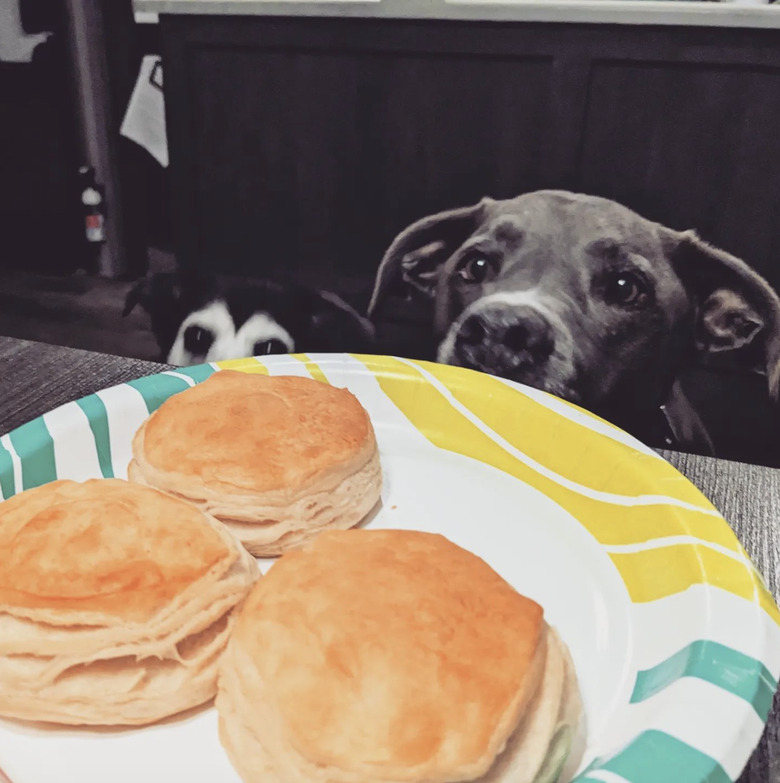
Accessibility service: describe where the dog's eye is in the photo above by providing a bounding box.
[603,271,649,307]
[456,257,492,284]
[183,326,214,355]
[253,339,288,356]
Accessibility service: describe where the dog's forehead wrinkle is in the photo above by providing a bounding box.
[513,190,657,231]
[623,251,661,276]
[488,215,526,244]
[494,203,655,262]
[513,192,657,246]
[584,236,624,258]
[581,240,659,277]
[460,234,494,253]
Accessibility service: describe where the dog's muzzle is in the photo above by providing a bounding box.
[454,304,556,377]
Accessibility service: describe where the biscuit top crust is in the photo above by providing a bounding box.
[0,479,229,623]
[229,529,546,781]
[135,372,376,496]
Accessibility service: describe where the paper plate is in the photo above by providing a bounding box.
[0,353,778,783]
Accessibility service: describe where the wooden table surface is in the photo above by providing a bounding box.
[0,335,777,783]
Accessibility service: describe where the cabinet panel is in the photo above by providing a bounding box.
[0,39,83,274]
[186,45,553,283]
[579,61,780,288]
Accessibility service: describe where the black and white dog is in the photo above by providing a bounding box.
[368,190,780,454]
[124,271,375,365]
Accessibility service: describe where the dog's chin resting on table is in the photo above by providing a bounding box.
[124,273,375,367]
[368,190,780,455]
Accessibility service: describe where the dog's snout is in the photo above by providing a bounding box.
[459,307,554,358]
[454,305,556,378]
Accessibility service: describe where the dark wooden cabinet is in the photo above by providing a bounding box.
[578,58,780,287]
[160,17,780,292]
[0,13,83,276]
[159,14,780,465]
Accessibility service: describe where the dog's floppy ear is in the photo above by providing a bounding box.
[123,272,187,358]
[123,269,216,317]
[670,230,780,398]
[123,269,216,358]
[697,289,763,352]
[367,199,491,319]
[122,272,178,318]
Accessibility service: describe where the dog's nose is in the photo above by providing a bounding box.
[458,316,488,346]
[502,319,554,359]
[459,307,555,364]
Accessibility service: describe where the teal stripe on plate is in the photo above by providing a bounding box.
[172,364,215,383]
[75,395,114,479]
[574,730,730,783]
[576,779,629,783]
[126,374,192,414]
[8,417,57,490]
[631,640,776,721]
[0,439,15,499]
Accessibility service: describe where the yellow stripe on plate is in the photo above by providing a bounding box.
[422,361,713,510]
[215,358,269,374]
[352,355,777,618]
[355,355,725,543]
[291,354,329,383]
[610,546,780,624]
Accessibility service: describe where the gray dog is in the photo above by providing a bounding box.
[368,190,780,454]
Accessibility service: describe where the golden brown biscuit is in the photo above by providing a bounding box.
[129,371,382,556]
[216,529,582,783]
[0,478,257,726]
